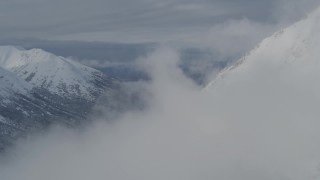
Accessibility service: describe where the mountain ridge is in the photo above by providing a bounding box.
[206,7,320,89]
[0,46,108,101]
[0,46,117,150]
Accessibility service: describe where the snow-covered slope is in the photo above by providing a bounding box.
[207,7,320,88]
[203,7,320,180]
[0,67,31,98]
[0,46,107,100]
[0,46,120,150]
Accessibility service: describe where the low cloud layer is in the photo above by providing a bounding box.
[1,45,320,179]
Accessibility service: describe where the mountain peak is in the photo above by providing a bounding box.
[0,46,109,100]
[0,46,117,149]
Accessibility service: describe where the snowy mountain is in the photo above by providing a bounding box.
[207,8,320,88]
[203,7,320,180]
[0,46,109,101]
[0,46,119,150]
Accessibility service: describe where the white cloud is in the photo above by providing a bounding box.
[185,18,278,57]
[2,38,320,179]
[272,0,320,24]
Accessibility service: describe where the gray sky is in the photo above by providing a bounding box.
[0,0,319,43]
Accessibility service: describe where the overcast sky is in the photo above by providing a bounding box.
[1,0,319,44]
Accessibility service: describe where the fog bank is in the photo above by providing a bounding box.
[1,47,320,180]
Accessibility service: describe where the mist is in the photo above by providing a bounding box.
[0,43,320,180]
